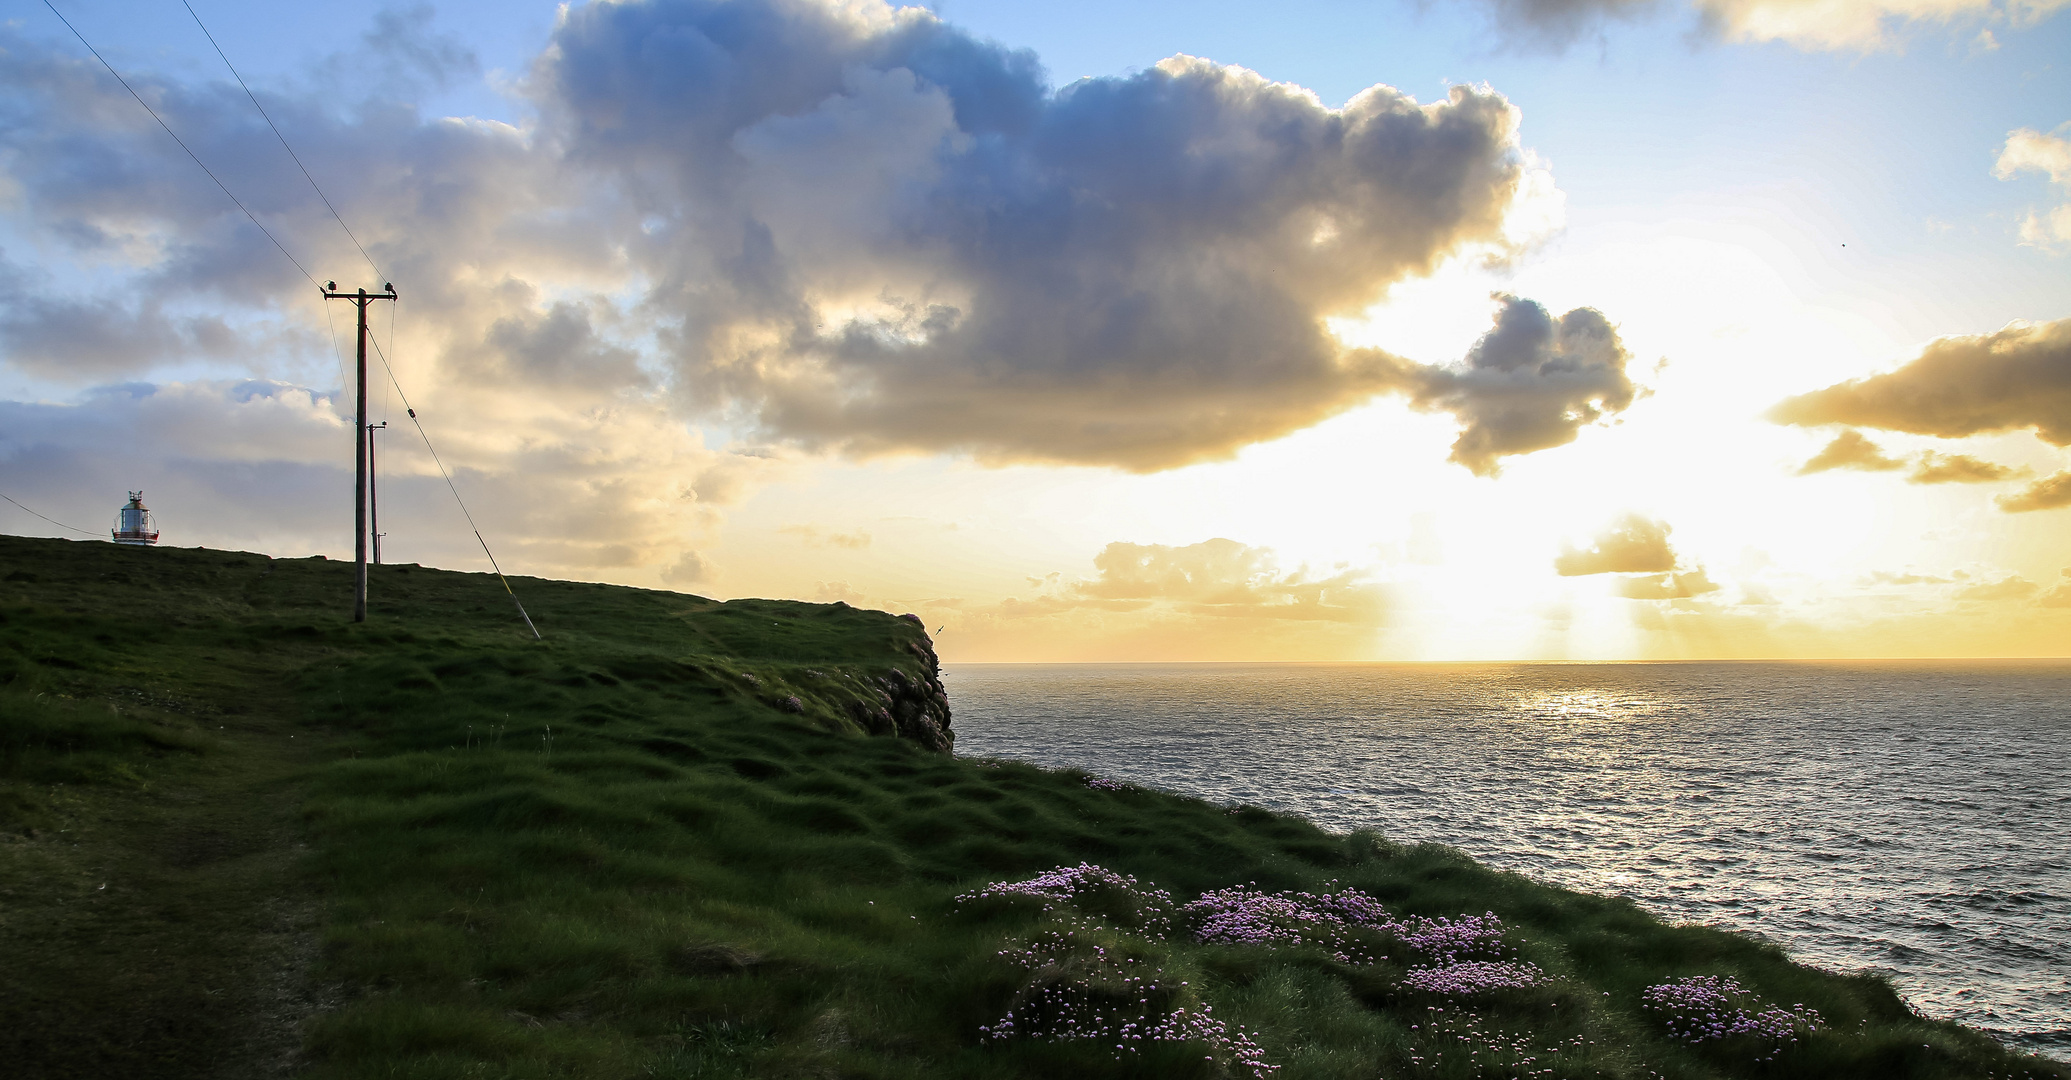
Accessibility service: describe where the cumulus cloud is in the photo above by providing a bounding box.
[1794,432,2024,483]
[0,0,1595,509]
[1997,471,2071,512]
[1995,124,2071,250]
[1398,295,1638,477]
[1469,0,2068,52]
[662,551,715,587]
[1693,0,2067,50]
[1001,538,1390,623]
[1908,451,2024,484]
[1614,569,1721,599]
[1798,429,1903,474]
[2041,569,2071,608]
[1554,513,1679,576]
[1768,318,2071,446]
[551,16,1542,470]
[1553,514,1724,601]
[0,374,752,584]
[1470,0,1662,51]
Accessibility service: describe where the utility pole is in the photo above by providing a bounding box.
[368,420,387,565]
[322,281,398,623]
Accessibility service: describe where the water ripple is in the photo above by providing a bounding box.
[946,660,2071,1060]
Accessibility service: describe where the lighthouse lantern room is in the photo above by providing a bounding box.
[111,491,160,546]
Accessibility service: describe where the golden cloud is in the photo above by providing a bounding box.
[1798,430,1903,474]
[1996,471,2071,512]
[1554,513,1679,576]
[1769,318,2071,446]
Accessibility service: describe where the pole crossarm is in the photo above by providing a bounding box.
[322,282,398,623]
[322,284,398,302]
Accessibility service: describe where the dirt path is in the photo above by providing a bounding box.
[0,703,330,1079]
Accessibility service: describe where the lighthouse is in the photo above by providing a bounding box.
[111,491,160,546]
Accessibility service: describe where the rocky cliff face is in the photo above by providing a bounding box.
[842,614,952,752]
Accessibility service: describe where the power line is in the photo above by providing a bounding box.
[40,0,317,288]
[178,0,383,282]
[179,0,530,638]
[366,331,541,640]
[42,1,538,639]
[0,491,102,539]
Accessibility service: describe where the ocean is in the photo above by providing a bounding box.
[943,660,2071,1059]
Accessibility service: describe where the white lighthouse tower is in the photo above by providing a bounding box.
[111,491,159,546]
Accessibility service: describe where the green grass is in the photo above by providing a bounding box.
[0,533,2063,1080]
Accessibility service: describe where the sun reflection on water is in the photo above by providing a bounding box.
[1511,688,1685,722]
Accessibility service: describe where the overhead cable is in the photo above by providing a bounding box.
[40,0,318,288]
[0,491,102,539]
[178,0,383,282]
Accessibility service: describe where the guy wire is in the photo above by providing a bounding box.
[367,329,542,641]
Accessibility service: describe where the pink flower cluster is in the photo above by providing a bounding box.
[1085,776,1131,791]
[1641,975,1822,1050]
[1401,960,1547,994]
[958,865,1550,1072]
[1388,912,1510,965]
[1182,886,1512,969]
[955,863,1177,933]
[978,929,1277,1077]
[1182,885,1393,962]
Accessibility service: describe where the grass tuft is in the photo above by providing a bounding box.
[0,534,2063,1079]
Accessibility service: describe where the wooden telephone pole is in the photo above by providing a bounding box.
[322,281,397,623]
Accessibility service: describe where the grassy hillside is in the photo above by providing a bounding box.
[0,534,2063,1080]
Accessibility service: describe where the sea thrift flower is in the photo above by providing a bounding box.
[1401,960,1546,994]
[956,863,1177,932]
[1086,776,1130,791]
[1183,886,1508,967]
[1387,912,1510,964]
[1641,975,1822,1052]
[979,926,1277,1077]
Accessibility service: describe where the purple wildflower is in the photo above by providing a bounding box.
[1641,975,1822,1050]
[956,863,1178,933]
[1401,960,1547,994]
[980,928,1277,1077]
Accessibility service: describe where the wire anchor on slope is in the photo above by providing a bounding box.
[365,332,542,641]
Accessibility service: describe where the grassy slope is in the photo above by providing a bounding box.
[0,534,2062,1080]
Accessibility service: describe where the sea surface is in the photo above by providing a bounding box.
[943,661,2071,1059]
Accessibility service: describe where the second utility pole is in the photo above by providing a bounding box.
[322,280,398,623]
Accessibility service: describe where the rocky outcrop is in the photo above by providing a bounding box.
[842,615,952,752]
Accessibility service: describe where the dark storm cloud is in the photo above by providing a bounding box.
[1400,295,1638,476]
[1769,318,2071,447]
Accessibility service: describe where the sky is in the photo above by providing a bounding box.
[1,0,2068,661]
